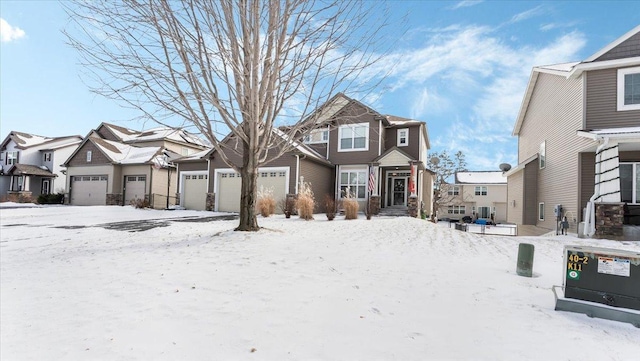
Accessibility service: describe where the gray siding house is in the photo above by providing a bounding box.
[507,25,640,238]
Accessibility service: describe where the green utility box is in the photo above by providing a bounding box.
[563,246,640,311]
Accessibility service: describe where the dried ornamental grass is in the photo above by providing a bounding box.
[256,186,276,217]
[296,182,315,220]
[342,188,359,220]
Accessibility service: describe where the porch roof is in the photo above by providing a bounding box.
[577,127,640,142]
[6,164,56,177]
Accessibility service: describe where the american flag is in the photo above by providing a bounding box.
[368,166,375,192]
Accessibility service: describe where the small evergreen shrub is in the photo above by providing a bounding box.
[296,182,315,220]
[257,186,276,217]
[37,193,64,204]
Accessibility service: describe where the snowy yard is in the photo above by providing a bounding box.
[1,204,639,360]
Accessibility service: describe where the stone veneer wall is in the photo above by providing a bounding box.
[595,202,624,238]
[206,193,215,211]
[106,193,122,206]
[369,195,380,215]
[408,196,418,218]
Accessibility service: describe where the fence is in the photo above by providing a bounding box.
[453,222,518,236]
[150,193,178,210]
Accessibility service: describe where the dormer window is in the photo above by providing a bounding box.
[86,151,92,162]
[397,128,409,147]
[304,129,329,144]
[617,66,640,111]
[338,123,368,152]
[43,152,52,162]
[5,151,18,165]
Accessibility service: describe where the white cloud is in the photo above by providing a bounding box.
[508,5,545,24]
[450,1,484,10]
[0,18,26,43]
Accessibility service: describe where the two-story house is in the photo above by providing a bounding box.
[63,122,209,208]
[506,25,640,238]
[0,132,82,200]
[439,171,508,223]
[174,93,434,216]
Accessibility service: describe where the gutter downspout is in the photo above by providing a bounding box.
[584,137,608,237]
[295,154,300,194]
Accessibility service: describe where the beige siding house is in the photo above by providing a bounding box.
[440,171,507,223]
[507,25,640,238]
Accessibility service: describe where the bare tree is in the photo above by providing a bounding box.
[63,0,392,231]
[428,150,467,221]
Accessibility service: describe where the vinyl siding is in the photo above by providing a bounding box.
[67,141,111,166]
[594,32,640,61]
[327,103,381,164]
[518,72,594,229]
[585,68,640,128]
[177,161,208,172]
[384,125,422,160]
[507,171,523,224]
[299,158,334,212]
[579,152,595,222]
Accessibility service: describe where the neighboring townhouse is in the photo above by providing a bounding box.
[0,131,82,200]
[506,25,640,238]
[174,93,434,217]
[63,123,209,208]
[439,171,507,223]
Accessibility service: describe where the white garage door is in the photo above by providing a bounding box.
[124,176,146,205]
[217,169,288,213]
[182,173,208,211]
[70,175,108,206]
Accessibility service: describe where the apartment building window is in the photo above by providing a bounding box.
[397,128,408,147]
[618,66,640,111]
[539,202,545,221]
[475,186,487,196]
[620,163,640,204]
[477,206,491,219]
[539,141,546,169]
[339,169,366,199]
[447,205,465,214]
[6,151,18,165]
[338,123,368,151]
[447,186,460,196]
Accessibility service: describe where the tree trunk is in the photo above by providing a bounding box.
[236,141,260,231]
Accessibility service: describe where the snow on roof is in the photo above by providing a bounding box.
[455,171,506,184]
[102,123,210,147]
[535,61,580,73]
[93,138,162,165]
[385,115,421,126]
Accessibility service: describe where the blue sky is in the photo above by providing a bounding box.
[1,1,639,170]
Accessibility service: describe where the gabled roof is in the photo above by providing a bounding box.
[96,122,210,148]
[513,25,640,136]
[385,115,431,149]
[1,131,82,151]
[455,171,506,184]
[63,135,168,167]
[301,93,389,127]
[373,146,414,164]
[6,164,56,177]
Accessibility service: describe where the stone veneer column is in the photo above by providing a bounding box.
[407,196,418,218]
[206,193,215,211]
[595,202,624,238]
[106,193,122,206]
[369,195,380,215]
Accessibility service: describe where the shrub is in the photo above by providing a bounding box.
[37,193,65,204]
[296,181,315,220]
[7,193,34,204]
[256,186,276,217]
[342,188,359,220]
[324,194,336,220]
[131,198,150,209]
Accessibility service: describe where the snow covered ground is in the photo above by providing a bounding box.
[1,204,639,360]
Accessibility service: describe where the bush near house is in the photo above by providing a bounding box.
[296,182,315,220]
[342,189,359,220]
[257,186,276,217]
[37,193,65,204]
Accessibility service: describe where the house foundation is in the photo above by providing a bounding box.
[595,202,624,238]
[206,193,215,211]
[106,193,122,206]
[369,195,380,215]
[408,196,419,218]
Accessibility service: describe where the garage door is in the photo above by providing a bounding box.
[217,169,288,212]
[182,173,208,211]
[124,176,146,205]
[70,175,108,206]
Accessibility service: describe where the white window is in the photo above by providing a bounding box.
[397,128,409,147]
[620,163,640,204]
[304,129,329,144]
[86,151,92,162]
[339,169,367,199]
[181,147,191,156]
[447,186,460,196]
[6,151,18,165]
[539,141,546,169]
[447,205,465,214]
[538,202,545,221]
[617,66,640,111]
[477,206,491,218]
[43,152,52,162]
[474,186,487,196]
[338,123,369,152]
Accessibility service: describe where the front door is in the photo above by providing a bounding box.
[391,177,407,206]
[42,179,50,195]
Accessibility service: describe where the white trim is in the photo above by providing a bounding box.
[86,150,92,162]
[617,66,640,111]
[338,165,368,200]
[178,170,208,207]
[538,202,545,221]
[214,166,290,211]
[539,141,546,169]
[568,56,640,79]
[397,128,409,147]
[337,123,369,152]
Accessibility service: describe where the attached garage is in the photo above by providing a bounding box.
[70,175,108,206]
[216,167,289,213]
[124,175,147,205]
[181,172,208,211]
